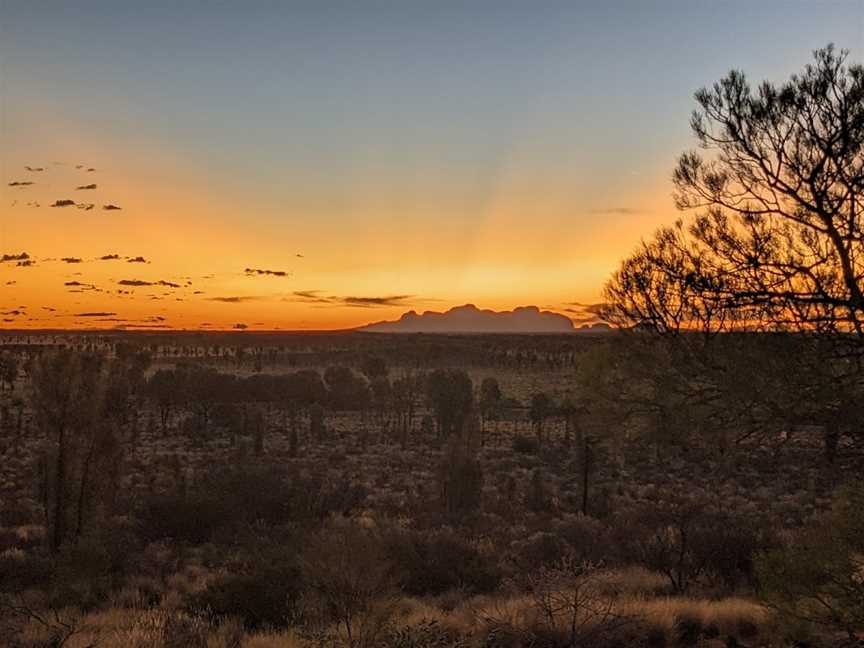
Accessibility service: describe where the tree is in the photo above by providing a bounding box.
[29,349,148,551]
[392,371,422,447]
[425,369,473,440]
[300,522,398,648]
[144,369,184,431]
[478,557,627,648]
[437,413,484,517]
[369,376,392,429]
[0,352,18,392]
[603,46,864,456]
[526,467,550,513]
[529,392,555,445]
[605,46,864,339]
[324,366,372,411]
[308,402,326,443]
[756,481,864,640]
[478,377,503,444]
[359,355,388,380]
[30,351,104,551]
[627,499,723,595]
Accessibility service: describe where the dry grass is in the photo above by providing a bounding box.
[614,596,770,636]
[241,630,308,648]
[5,591,775,648]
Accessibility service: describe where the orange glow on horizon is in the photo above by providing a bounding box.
[1,111,679,331]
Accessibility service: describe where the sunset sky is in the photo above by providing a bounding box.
[1,1,862,330]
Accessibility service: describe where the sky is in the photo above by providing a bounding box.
[1,1,862,330]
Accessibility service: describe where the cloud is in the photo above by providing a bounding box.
[341,295,414,308]
[245,267,290,277]
[24,166,44,172]
[74,312,117,317]
[60,257,83,264]
[588,207,639,215]
[77,203,95,210]
[286,291,414,308]
[98,254,121,260]
[117,279,180,288]
[207,296,262,303]
[102,204,122,210]
[1,252,29,263]
[290,290,332,304]
[113,323,172,329]
[8,181,34,187]
[559,301,610,325]
[75,184,97,190]
[51,199,76,208]
[127,256,148,263]
[563,301,608,316]
[16,260,35,267]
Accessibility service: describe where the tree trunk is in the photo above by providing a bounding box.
[52,426,67,552]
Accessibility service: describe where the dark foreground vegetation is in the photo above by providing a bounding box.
[0,328,861,647]
[2,45,864,648]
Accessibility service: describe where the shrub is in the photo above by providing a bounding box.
[756,481,864,640]
[187,567,300,630]
[388,529,501,597]
[674,612,703,646]
[0,550,52,593]
[512,435,539,454]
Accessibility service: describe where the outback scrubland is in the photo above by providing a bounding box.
[0,330,862,648]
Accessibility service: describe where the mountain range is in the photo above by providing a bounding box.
[360,304,611,334]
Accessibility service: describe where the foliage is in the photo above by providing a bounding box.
[756,480,864,639]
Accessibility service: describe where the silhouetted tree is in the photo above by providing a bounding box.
[301,521,398,648]
[0,352,18,392]
[606,46,864,340]
[478,377,503,445]
[437,415,483,517]
[359,355,388,380]
[529,392,555,446]
[392,371,422,447]
[324,366,372,411]
[309,402,326,443]
[29,349,149,551]
[144,369,185,431]
[426,369,473,440]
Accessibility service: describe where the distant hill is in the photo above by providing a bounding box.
[360,304,587,333]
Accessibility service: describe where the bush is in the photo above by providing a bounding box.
[674,612,703,646]
[187,566,301,630]
[756,481,864,640]
[389,529,501,596]
[512,532,570,571]
[512,435,539,454]
[0,550,52,593]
